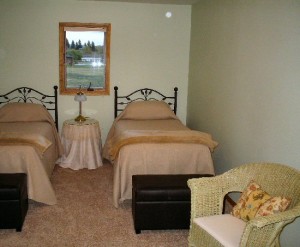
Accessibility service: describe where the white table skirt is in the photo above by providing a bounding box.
[57,119,103,170]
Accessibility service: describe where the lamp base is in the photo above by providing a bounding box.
[75,115,86,122]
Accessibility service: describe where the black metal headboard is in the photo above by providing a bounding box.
[114,86,178,118]
[0,86,58,130]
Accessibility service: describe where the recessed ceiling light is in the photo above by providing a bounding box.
[165,11,172,18]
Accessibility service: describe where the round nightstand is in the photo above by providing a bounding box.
[57,118,103,170]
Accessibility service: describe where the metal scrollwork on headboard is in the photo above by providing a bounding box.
[0,86,59,129]
[114,86,178,118]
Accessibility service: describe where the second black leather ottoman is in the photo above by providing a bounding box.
[132,174,213,234]
[0,173,28,232]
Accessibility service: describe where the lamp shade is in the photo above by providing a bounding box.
[74,90,87,122]
[74,92,87,102]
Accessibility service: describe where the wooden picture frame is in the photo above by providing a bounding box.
[59,22,111,95]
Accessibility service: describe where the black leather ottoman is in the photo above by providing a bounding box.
[132,174,213,234]
[0,173,28,232]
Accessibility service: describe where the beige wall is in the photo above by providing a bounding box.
[188,0,300,246]
[0,0,191,140]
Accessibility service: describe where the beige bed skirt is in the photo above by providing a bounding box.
[112,142,215,208]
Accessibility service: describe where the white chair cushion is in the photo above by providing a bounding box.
[193,214,246,247]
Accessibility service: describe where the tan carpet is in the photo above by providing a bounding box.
[0,161,188,247]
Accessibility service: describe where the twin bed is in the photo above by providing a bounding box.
[0,86,63,205]
[103,87,218,208]
[0,85,217,208]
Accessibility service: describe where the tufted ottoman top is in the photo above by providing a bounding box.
[132,174,213,202]
[0,173,27,200]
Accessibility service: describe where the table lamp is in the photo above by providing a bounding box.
[74,90,87,122]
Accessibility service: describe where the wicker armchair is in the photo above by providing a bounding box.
[188,163,300,247]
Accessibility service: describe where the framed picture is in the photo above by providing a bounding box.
[59,22,111,95]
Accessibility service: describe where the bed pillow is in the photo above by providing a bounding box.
[121,101,177,120]
[0,102,52,123]
[231,180,291,222]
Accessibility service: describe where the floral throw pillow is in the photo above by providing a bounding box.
[239,188,271,221]
[256,196,291,217]
[231,180,291,222]
[231,180,260,219]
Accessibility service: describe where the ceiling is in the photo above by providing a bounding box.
[81,0,200,5]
